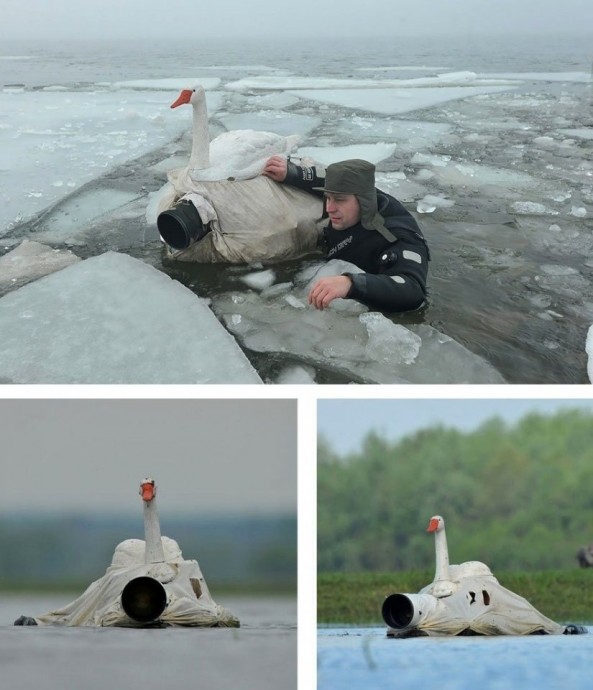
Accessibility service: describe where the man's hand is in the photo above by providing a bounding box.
[308,276,352,310]
[262,155,288,182]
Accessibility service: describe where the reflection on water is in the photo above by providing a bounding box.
[0,594,296,690]
[318,626,593,690]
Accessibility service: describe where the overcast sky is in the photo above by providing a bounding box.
[318,398,593,455]
[1,399,296,516]
[1,0,592,41]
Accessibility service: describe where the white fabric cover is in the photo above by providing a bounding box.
[387,565,564,636]
[34,537,239,628]
[160,173,323,264]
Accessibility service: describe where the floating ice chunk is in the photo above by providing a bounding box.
[226,73,512,92]
[511,201,558,215]
[479,72,592,83]
[275,365,317,384]
[0,240,80,291]
[586,325,593,384]
[558,128,593,141]
[250,92,301,109]
[297,143,396,166]
[220,112,321,138]
[0,88,205,232]
[551,192,572,202]
[212,260,504,384]
[375,173,427,204]
[29,187,143,244]
[571,207,587,218]
[240,269,276,290]
[0,252,262,384]
[284,294,307,309]
[539,264,580,277]
[417,198,436,213]
[412,153,451,167]
[416,195,455,214]
[361,312,421,365]
[289,86,515,116]
[533,136,556,147]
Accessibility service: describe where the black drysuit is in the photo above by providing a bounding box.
[284,163,429,312]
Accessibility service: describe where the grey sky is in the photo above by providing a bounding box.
[1,0,592,41]
[1,399,296,515]
[318,398,593,455]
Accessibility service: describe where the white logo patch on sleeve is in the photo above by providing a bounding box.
[402,250,422,264]
[391,276,406,284]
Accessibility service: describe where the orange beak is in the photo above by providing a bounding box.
[141,481,155,502]
[170,89,193,109]
[427,518,439,533]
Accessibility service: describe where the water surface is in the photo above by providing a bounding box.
[318,626,593,690]
[1,594,296,690]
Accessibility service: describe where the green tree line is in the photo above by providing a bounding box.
[318,409,593,573]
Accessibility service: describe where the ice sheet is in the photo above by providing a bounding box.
[0,89,223,233]
[290,86,516,115]
[0,240,80,291]
[225,72,516,91]
[296,143,397,166]
[558,128,593,140]
[219,111,321,138]
[0,252,262,384]
[212,260,505,384]
[478,72,592,83]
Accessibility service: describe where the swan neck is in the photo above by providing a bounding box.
[434,528,450,581]
[189,95,210,171]
[143,500,165,563]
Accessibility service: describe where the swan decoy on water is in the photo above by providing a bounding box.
[381,514,586,637]
[170,85,300,182]
[14,478,240,628]
[154,84,322,263]
[425,515,493,598]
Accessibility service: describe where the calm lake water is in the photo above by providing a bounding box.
[318,626,593,690]
[0,594,296,690]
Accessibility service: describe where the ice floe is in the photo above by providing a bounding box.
[211,260,505,384]
[0,252,262,384]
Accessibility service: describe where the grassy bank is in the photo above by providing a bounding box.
[318,571,593,624]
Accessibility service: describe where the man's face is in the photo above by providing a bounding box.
[324,193,361,231]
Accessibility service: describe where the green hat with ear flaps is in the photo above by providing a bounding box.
[313,159,396,242]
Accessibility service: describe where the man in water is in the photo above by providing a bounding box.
[263,156,429,312]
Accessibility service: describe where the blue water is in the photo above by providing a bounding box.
[318,626,593,690]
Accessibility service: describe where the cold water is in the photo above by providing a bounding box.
[1,34,591,383]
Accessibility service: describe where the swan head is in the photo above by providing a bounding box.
[427,515,445,533]
[140,477,157,503]
[170,85,205,109]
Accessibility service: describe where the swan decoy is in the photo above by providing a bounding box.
[14,478,240,627]
[381,515,584,636]
[426,515,492,597]
[171,85,300,182]
[140,477,166,564]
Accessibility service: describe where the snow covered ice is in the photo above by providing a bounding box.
[1,36,592,383]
